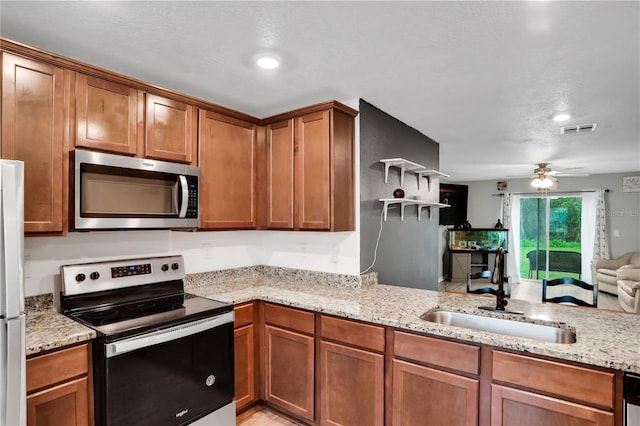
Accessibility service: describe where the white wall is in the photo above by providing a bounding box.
[23,99,361,301]
[458,172,640,258]
[24,229,359,301]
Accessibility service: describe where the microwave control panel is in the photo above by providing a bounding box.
[186,176,198,218]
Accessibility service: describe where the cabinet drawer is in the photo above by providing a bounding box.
[234,302,254,329]
[264,303,315,335]
[27,344,89,393]
[492,351,615,409]
[394,331,480,375]
[320,315,385,352]
[491,384,614,426]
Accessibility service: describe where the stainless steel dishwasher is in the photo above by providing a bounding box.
[626,373,640,426]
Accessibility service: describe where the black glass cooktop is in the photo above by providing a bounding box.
[68,293,231,340]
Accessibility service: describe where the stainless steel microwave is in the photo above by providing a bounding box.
[73,149,200,230]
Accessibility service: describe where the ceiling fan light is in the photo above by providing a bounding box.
[531,177,554,189]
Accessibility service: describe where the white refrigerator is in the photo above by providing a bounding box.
[0,160,26,426]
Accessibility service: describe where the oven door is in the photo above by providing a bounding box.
[94,312,234,426]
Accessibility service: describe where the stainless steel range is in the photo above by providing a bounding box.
[61,255,235,426]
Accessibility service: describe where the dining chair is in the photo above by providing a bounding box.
[467,270,511,297]
[541,277,597,307]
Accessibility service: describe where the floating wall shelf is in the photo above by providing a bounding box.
[379,198,450,221]
[380,158,425,186]
[417,202,450,221]
[380,158,449,188]
[416,170,450,190]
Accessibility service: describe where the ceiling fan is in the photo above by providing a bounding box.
[508,163,589,190]
[530,163,556,189]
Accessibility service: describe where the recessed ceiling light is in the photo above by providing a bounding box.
[552,113,571,122]
[256,56,280,70]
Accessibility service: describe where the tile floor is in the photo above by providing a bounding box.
[236,405,303,426]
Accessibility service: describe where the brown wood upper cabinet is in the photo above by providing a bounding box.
[145,94,197,164]
[1,52,69,234]
[75,74,197,164]
[75,74,140,155]
[263,103,357,231]
[265,119,295,229]
[198,110,257,229]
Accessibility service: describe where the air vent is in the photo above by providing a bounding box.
[560,123,597,135]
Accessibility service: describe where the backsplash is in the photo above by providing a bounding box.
[25,293,54,314]
[185,265,364,289]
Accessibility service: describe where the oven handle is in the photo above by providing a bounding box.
[105,311,234,358]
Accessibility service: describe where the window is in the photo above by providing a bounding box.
[515,195,592,282]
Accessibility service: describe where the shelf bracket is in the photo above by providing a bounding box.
[415,170,451,190]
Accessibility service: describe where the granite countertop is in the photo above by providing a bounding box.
[185,273,640,374]
[25,268,640,374]
[25,294,95,356]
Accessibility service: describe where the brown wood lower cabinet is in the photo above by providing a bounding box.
[234,302,258,412]
[491,384,614,426]
[27,378,90,426]
[392,359,479,426]
[234,319,257,411]
[490,350,618,426]
[264,324,315,422]
[26,343,92,426]
[320,341,384,426]
[250,304,623,426]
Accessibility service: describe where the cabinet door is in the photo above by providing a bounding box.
[490,385,614,426]
[264,325,314,421]
[75,73,140,155]
[26,377,89,426]
[320,341,384,426]
[145,94,196,164]
[1,53,68,234]
[452,253,472,280]
[198,110,256,229]
[234,324,256,411]
[392,359,479,426]
[295,110,330,230]
[265,119,294,229]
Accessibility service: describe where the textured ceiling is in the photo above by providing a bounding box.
[1,1,638,182]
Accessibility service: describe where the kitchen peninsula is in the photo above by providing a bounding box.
[27,267,639,426]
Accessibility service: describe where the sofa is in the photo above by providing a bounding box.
[594,252,640,295]
[617,266,640,313]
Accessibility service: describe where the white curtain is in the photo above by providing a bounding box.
[581,193,596,282]
[593,189,610,261]
[581,189,609,283]
[502,193,521,283]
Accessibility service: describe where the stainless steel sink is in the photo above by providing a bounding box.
[421,310,576,344]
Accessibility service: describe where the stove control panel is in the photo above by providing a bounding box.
[61,255,185,296]
[111,263,152,278]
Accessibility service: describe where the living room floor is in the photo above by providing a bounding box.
[445,279,623,312]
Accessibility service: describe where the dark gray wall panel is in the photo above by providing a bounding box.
[359,99,441,289]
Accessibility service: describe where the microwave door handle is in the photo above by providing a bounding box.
[177,175,189,218]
